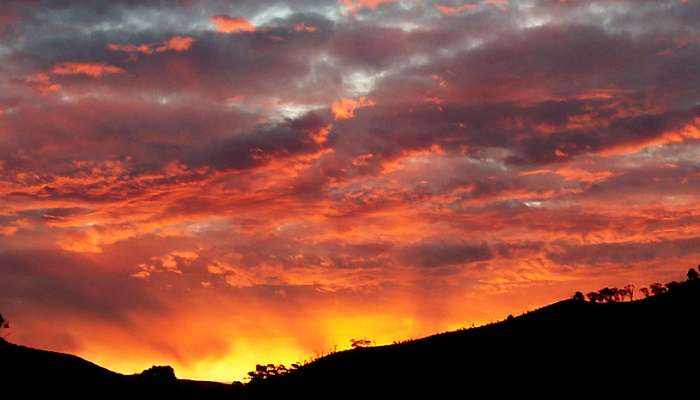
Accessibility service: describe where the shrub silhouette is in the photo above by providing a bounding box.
[138,365,176,383]
[688,268,699,281]
[248,364,293,382]
[350,338,372,349]
[572,291,585,302]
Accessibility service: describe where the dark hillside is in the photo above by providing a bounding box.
[0,338,238,399]
[246,279,700,397]
[2,278,699,398]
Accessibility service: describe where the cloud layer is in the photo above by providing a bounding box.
[1,0,699,382]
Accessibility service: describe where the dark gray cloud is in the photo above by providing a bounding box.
[547,236,700,266]
[0,249,166,322]
[398,239,493,268]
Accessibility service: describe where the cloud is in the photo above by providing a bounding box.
[211,15,256,33]
[51,62,125,77]
[338,0,398,14]
[132,249,200,278]
[0,14,15,34]
[108,36,195,56]
[482,0,509,11]
[2,0,700,383]
[548,236,700,267]
[332,97,376,120]
[160,36,195,52]
[23,72,61,94]
[293,22,318,33]
[194,112,331,171]
[434,3,479,15]
[399,240,493,268]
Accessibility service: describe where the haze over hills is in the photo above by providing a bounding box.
[2,270,699,399]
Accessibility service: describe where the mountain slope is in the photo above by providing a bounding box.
[2,279,699,398]
[0,338,238,399]
[247,279,700,397]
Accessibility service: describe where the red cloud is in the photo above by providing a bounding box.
[107,43,153,54]
[211,15,256,33]
[52,62,125,78]
[24,72,61,94]
[108,36,194,56]
[338,0,398,14]
[4,0,700,384]
[434,3,479,15]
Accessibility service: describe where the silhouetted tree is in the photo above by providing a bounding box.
[665,281,680,291]
[612,288,623,302]
[639,287,650,298]
[649,283,667,296]
[599,288,610,302]
[597,287,620,303]
[0,314,8,336]
[138,365,176,383]
[586,291,600,303]
[623,284,635,301]
[572,291,585,302]
[687,268,699,281]
[350,338,372,349]
[248,364,291,382]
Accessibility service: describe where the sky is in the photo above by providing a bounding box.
[1,0,699,382]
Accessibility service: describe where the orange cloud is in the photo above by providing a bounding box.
[52,62,125,78]
[310,126,331,144]
[5,0,700,385]
[519,167,615,184]
[338,0,398,14]
[107,43,153,54]
[159,36,195,52]
[108,36,195,56]
[331,97,376,120]
[131,249,200,278]
[600,118,700,157]
[434,3,479,15]
[24,72,61,94]
[211,15,256,33]
[0,223,20,236]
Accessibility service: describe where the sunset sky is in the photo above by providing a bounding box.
[1,0,699,382]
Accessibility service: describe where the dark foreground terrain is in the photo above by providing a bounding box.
[3,278,699,398]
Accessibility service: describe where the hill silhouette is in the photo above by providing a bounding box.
[0,338,239,398]
[3,274,699,398]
